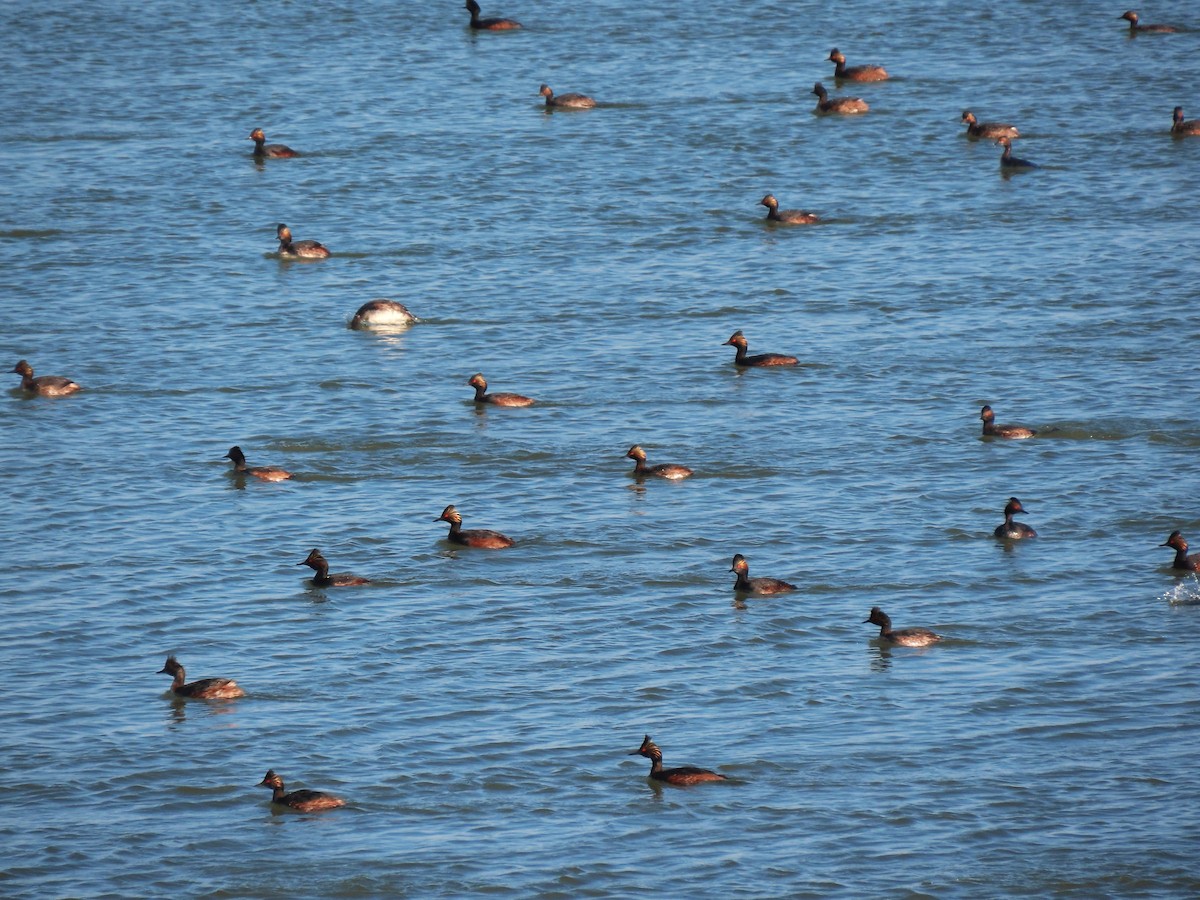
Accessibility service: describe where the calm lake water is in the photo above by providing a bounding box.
[3,1,1200,896]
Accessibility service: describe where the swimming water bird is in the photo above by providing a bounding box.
[961,111,1019,141]
[10,360,81,396]
[276,224,330,259]
[248,128,297,159]
[1171,107,1200,136]
[158,656,246,700]
[760,194,820,225]
[258,770,345,812]
[436,505,515,548]
[1119,10,1178,33]
[723,330,799,367]
[811,82,868,115]
[468,373,535,407]
[827,48,889,82]
[625,445,693,480]
[980,405,1036,439]
[628,735,728,786]
[1161,531,1200,572]
[349,300,418,329]
[224,445,293,482]
[994,497,1037,539]
[298,549,370,587]
[465,0,521,30]
[997,136,1037,170]
[539,84,597,109]
[864,607,942,647]
[730,553,796,595]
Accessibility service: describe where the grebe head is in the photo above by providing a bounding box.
[812,82,829,99]
[539,84,554,99]
[258,769,284,789]
[863,606,890,627]
[1004,497,1027,516]
[1161,530,1188,551]
[224,446,247,465]
[1119,10,1139,24]
[628,735,661,759]
[248,128,266,142]
[980,405,995,423]
[437,505,463,525]
[827,48,845,63]
[298,548,327,569]
[730,553,750,574]
[760,195,780,211]
[468,373,487,390]
[1175,106,1186,122]
[276,224,292,242]
[12,360,33,377]
[723,330,749,349]
[625,445,648,462]
[157,655,183,676]
[961,111,978,125]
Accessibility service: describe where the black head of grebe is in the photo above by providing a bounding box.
[994,497,1037,539]
[1161,531,1200,572]
[627,735,728,786]
[625,445,693,480]
[10,359,82,396]
[468,373,535,407]
[158,655,246,700]
[258,770,346,812]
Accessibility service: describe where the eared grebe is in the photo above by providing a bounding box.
[980,405,1036,439]
[864,607,942,647]
[1160,531,1200,572]
[248,128,297,159]
[298,549,370,586]
[1171,107,1200,135]
[258,770,345,812]
[468,373,535,407]
[1119,10,1178,33]
[760,193,820,225]
[224,445,292,482]
[994,497,1037,539]
[465,0,521,30]
[539,84,597,109]
[436,504,515,548]
[997,136,1037,170]
[730,553,796,595]
[961,111,1019,141]
[724,330,799,367]
[625,445,693,480]
[827,48,889,83]
[158,656,245,700]
[10,360,81,396]
[349,300,418,329]
[811,82,868,115]
[628,735,728,786]
[276,224,330,259]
